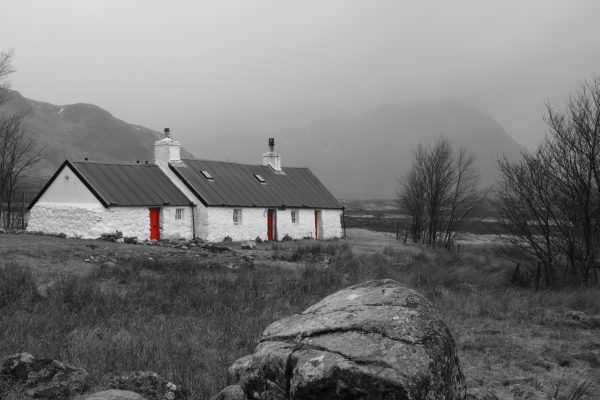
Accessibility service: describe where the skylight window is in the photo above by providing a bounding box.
[254,174,266,183]
[201,170,213,180]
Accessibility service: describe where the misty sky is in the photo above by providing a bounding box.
[2,1,600,150]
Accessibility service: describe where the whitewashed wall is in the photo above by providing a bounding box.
[320,209,344,239]
[28,204,196,240]
[276,209,318,239]
[158,206,195,240]
[35,165,99,205]
[205,207,267,242]
[204,207,343,242]
[27,204,148,239]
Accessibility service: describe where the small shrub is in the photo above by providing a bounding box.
[222,236,233,243]
[255,236,263,243]
[281,234,292,242]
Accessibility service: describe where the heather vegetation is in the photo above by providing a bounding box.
[1,234,599,399]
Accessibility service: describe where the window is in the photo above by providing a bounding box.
[254,174,266,183]
[175,208,185,220]
[233,209,242,225]
[291,210,298,224]
[201,170,213,180]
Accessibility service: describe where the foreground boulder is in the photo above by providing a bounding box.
[213,279,466,400]
[0,352,88,399]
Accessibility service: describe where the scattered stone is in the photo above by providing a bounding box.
[240,241,256,250]
[206,244,234,253]
[223,236,233,243]
[124,237,138,245]
[57,233,67,238]
[565,310,586,321]
[213,279,466,400]
[1,352,89,399]
[100,371,183,400]
[180,246,189,250]
[254,236,263,244]
[115,238,125,244]
[84,389,146,400]
[281,234,292,241]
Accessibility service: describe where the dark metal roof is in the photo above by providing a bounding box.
[29,160,192,209]
[71,161,191,206]
[170,159,343,209]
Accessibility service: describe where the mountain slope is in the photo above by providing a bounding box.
[3,90,524,199]
[1,90,192,184]
[191,103,525,199]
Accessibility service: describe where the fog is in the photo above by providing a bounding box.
[3,0,600,150]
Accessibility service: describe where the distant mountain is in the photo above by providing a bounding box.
[191,103,525,199]
[2,90,524,199]
[1,90,192,187]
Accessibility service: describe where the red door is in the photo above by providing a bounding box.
[267,209,274,241]
[314,210,319,240]
[149,208,160,241]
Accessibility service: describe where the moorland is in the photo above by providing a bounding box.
[1,225,599,399]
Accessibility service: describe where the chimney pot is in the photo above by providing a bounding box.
[263,137,282,171]
[164,128,170,138]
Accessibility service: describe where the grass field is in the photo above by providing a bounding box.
[1,232,599,399]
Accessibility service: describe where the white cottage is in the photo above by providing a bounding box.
[27,130,344,242]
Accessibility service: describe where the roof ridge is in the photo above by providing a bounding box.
[71,160,157,167]
[180,158,310,169]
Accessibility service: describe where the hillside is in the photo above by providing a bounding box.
[2,90,523,198]
[189,103,525,199]
[0,90,192,187]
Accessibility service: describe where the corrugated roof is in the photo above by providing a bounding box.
[170,159,342,209]
[71,161,191,206]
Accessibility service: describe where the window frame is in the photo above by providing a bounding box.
[233,208,242,225]
[291,210,298,224]
[175,208,185,220]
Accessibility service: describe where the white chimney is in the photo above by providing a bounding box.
[262,137,282,171]
[154,128,181,167]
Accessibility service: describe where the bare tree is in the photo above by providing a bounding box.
[496,75,600,287]
[442,146,484,248]
[399,136,483,248]
[398,144,427,242]
[0,50,42,228]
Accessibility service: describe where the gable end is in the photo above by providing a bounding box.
[28,160,109,210]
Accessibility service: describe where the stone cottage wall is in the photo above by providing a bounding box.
[205,207,267,242]
[204,207,343,242]
[276,209,318,239]
[320,209,344,239]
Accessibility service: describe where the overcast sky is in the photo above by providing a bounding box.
[2,1,600,149]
